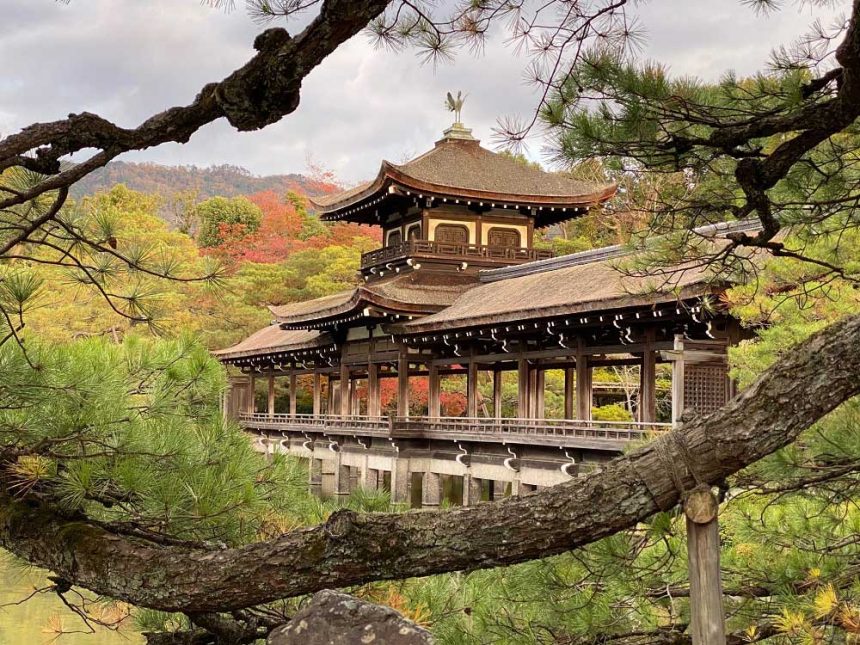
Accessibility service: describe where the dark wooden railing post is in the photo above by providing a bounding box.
[685,486,726,645]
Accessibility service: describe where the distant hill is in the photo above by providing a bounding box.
[70,161,327,200]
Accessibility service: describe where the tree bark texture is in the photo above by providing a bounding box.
[0,314,859,614]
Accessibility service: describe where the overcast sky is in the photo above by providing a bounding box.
[0,1,846,183]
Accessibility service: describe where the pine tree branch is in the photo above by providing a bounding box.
[0,313,858,614]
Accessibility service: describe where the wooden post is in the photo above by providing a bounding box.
[527,365,538,418]
[684,486,726,645]
[248,375,256,413]
[467,360,479,418]
[339,361,350,417]
[267,374,275,416]
[639,328,657,423]
[289,372,297,418]
[575,341,592,421]
[535,368,545,419]
[517,358,529,418]
[493,369,503,419]
[397,349,410,418]
[428,363,441,418]
[564,367,575,420]
[671,334,685,427]
[312,372,321,417]
[368,363,380,417]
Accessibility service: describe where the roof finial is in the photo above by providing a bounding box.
[445,91,466,124]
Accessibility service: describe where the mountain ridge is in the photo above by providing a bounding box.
[70,161,326,200]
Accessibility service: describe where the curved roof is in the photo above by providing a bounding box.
[269,272,477,329]
[310,132,615,224]
[390,257,718,335]
[212,327,331,361]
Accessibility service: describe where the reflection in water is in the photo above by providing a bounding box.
[0,551,143,645]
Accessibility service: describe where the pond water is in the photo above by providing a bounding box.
[0,551,143,645]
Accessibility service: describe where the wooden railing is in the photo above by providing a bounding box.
[238,412,669,447]
[360,240,554,271]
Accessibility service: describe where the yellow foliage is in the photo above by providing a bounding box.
[774,608,809,635]
[812,584,837,619]
[8,455,53,495]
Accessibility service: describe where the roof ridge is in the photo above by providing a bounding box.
[479,218,764,283]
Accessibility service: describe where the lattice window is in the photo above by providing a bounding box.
[487,226,521,248]
[435,223,469,244]
[684,364,728,415]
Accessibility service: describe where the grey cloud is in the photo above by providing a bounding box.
[1,0,844,183]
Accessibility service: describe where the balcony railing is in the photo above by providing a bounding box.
[360,240,554,271]
[238,412,670,448]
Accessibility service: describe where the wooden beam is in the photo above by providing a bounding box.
[430,340,674,367]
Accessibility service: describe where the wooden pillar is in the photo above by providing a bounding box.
[312,372,321,416]
[493,369,503,419]
[466,360,479,418]
[535,369,545,419]
[248,375,256,413]
[517,358,529,418]
[576,340,592,421]
[368,363,380,417]
[397,349,409,418]
[339,361,350,417]
[267,374,275,416]
[462,473,482,506]
[564,367,575,420]
[527,365,538,418]
[685,486,726,645]
[325,372,340,414]
[428,363,441,418]
[639,328,657,423]
[671,334,685,427]
[289,373,297,417]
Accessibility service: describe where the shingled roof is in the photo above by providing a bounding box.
[212,327,332,362]
[310,127,615,227]
[269,272,478,329]
[390,257,718,335]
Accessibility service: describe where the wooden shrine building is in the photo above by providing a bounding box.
[214,121,750,507]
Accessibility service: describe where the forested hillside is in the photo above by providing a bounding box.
[70,161,330,201]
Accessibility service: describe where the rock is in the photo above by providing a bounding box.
[268,589,434,645]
